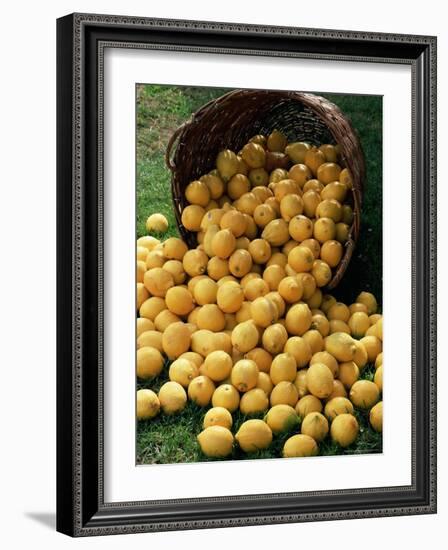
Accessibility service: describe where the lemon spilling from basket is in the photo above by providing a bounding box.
[136,129,382,459]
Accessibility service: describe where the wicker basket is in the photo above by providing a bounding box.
[165,89,365,289]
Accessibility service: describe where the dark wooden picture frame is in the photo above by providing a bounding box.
[57,13,437,537]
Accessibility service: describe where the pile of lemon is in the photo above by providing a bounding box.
[136,130,383,459]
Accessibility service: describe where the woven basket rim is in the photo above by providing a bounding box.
[166,88,365,290]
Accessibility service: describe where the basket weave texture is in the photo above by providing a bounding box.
[165,89,365,289]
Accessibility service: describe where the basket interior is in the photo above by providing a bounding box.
[173,95,338,184]
[256,102,335,146]
[168,89,364,285]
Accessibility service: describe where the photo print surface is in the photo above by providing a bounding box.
[135,84,383,465]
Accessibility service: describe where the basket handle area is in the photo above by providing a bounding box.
[165,95,221,172]
[165,123,186,172]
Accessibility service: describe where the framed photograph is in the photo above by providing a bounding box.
[57,13,437,536]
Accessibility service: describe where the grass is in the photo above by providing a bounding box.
[322,93,383,303]
[137,363,381,464]
[136,85,228,238]
[136,84,383,465]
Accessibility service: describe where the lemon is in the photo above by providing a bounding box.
[360,335,382,362]
[330,413,359,447]
[139,296,166,321]
[217,281,244,313]
[288,236,314,262]
[285,142,311,164]
[283,434,318,458]
[163,260,186,285]
[162,322,191,359]
[305,363,334,399]
[212,384,240,412]
[374,365,383,392]
[310,351,338,377]
[136,389,160,420]
[301,412,329,442]
[295,395,323,418]
[169,358,199,387]
[293,369,309,399]
[349,380,380,409]
[231,359,259,392]
[198,426,234,457]
[136,318,155,338]
[137,330,163,352]
[369,401,383,432]
[231,320,259,353]
[193,277,218,305]
[278,276,303,303]
[284,337,312,368]
[196,304,226,332]
[137,283,150,310]
[220,209,247,237]
[202,350,233,382]
[285,303,312,336]
[338,361,360,389]
[216,149,239,181]
[262,323,288,355]
[348,312,370,338]
[143,267,174,298]
[245,347,272,373]
[324,332,357,362]
[203,407,233,430]
[261,219,290,246]
[201,174,225,200]
[317,162,342,184]
[270,353,297,385]
[241,142,266,168]
[324,397,354,421]
[356,291,378,315]
[270,381,299,407]
[328,302,350,322]
[185,180,211,207]
[263,264,286,291]
[137,235,160,252]
[267,130,287,152]
[236,419,273,452]
[187,375,216,407]
[146,213,169,233]
[136,346,164,380]
[228,174,251,200]
[239,388,269,415]
[256,372,274,396]
[158,381,187,415]
[250,297,278,328]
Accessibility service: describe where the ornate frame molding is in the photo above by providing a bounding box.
[57,13,437,536]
